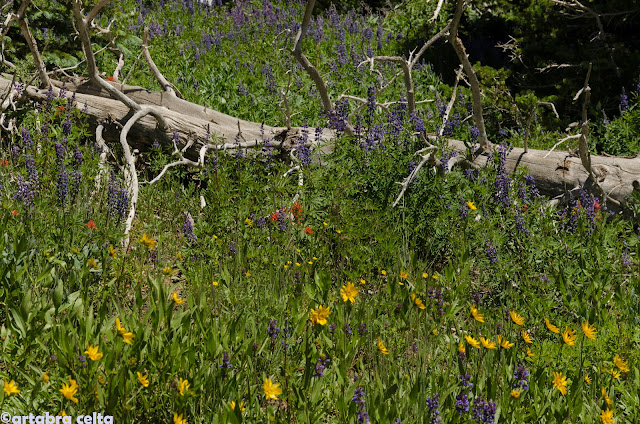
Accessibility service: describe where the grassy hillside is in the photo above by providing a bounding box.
[1,1,640,423]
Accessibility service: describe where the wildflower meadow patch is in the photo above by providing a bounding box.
[1,1,640,423]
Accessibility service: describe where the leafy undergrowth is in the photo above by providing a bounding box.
[1,1,640,424]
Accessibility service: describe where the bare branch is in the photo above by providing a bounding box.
[543,134,580,158]
[524,101,559,152]
[449,0,489,149]
[143,26,179,98]
[392,145,438,207]
[13,0,50,87]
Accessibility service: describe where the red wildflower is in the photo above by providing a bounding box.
[107,76,115,82]
[522,205,529,212]
[291,202,303,219]
[594,200,601,211]
[271,212,279,222]
[304,227,314,235]
[11,210,18,216]
[0,159,8,166]
[86,220,97,230]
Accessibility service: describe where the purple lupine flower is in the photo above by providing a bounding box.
[425,393,441,424]
[228,241,237,255]
[219,352,233,378]
[455,393,470,415]
[472,398,496,424]
[21,128,33,149]
[56,168,68,206]
[459,373,474,391]
[107,172,128,219]
[352,388,369,424]
[14,175,35,209]
[513,365,530,390]
[410,110,425,134]
[54,143,65,163]
[620,87,629,112]
[484,237,498,264]
[459,196,468,220]
[329,324,337,334]
[344,323,352,336]
[267,320,280,339]
[70,170,82,200]
[471,291,484,306]
[73,146,83,167]
[78,355,86,369]
[183,212,197,242]
[313,354,330,378]
[296,126,312,166]
[515,213,529,235]
[25,154,38,186]
[357,323,367,336]
[443,113,461,136]
[261,64,277,95]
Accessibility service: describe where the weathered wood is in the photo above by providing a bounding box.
[1,76,335,160]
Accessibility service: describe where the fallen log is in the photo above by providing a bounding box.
[0,75,336,160]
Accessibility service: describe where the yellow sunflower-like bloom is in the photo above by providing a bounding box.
[172,292,185,304]
[545,318,560,333]
[581,320,597,340]
[600,408,614,424]
[263,378,282,400]
[614,354,630,373]
[84,345,103,361]
[173,413,188,424]
[510,310,525,326]
[340,282,359,303]
[497,335,514,349]
[552,371,568,395]
[480,337,497,349]
[178,378,190,396]
[137,372,149,388]
[3,380,20,396]
[470,305,484,323]
[465,335,481,349]
[377,338,390,355]
[522,330,533,344]
[562,327,577,346]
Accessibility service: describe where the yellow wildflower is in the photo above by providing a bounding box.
[614,354,629,373]
[400,271,409,280]
[163,266,173,275]
[137,372,149,388]
[602,387,613,405]
[377,338,390,355]
[43,372,49,383]
[212,281,219,287]
[581,320,597,340]
[380,270,387,276]
[458,342,466,354]
[584,374,592,384]
[497,335,514,349]
[552,371,568,395]
[229,401,246,412]
[422,272,428,278]
[173,413,187,424]
[480,337,497,349]
[600,409,614,424]
[172,292,185,304]
[87,258,98,269]
[610,368,621,379]
[245,217,253,226]
[109,244,117,259]
[510,389,520,399]
[562,327,577,346]
[510,310,525,326]
[84,345,103,361]
[263,378,282,400]
[545,318,560,333]
[470,304,484,323]
[309,305,331,325]
[140,233,157,249]
[178,378,190,396]
[467,201,477,210]
[359,278,366,285]
[526,347,535,357]
[340,282,359,303]
[3,379,20,396]
[465,335,481,349]
[60,382,79,403]
[522,330,533,344]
